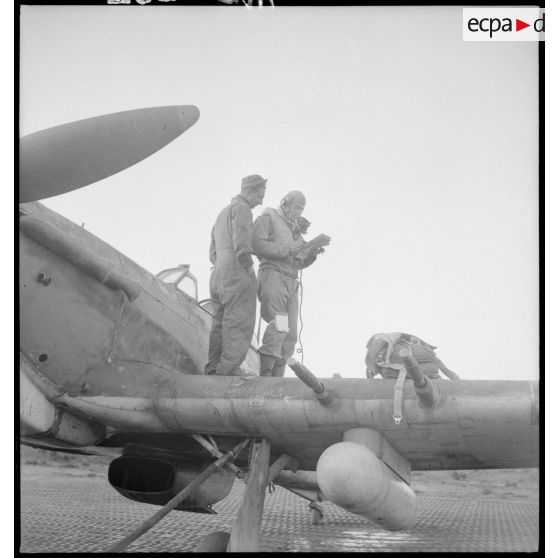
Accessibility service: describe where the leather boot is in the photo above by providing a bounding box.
[229,366,256,377]
[271,358,287,377]
[259,354,276,377]
[204,361,217,375]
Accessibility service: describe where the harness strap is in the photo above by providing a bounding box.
[393,368,407,424]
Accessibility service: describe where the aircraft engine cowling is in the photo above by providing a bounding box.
[316,442,416,530]
[108,456,234,513]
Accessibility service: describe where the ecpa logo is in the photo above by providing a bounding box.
[463,8,545,41]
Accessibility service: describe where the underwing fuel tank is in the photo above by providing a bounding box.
[316,441,416,530]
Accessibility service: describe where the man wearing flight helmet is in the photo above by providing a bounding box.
[252,190,327,377]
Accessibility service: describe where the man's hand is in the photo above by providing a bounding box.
[310,246,325,256]
[289,239,304,256]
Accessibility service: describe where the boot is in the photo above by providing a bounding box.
[271,359,287,377]
[259,354,276,377]
[229,366,256,377]
[204,363,217,375]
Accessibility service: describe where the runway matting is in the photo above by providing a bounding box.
[19,467,539,552]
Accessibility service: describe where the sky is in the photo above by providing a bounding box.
[19,4,539,381]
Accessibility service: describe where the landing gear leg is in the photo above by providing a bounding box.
[226,439,271,552]
[309,501,324,525]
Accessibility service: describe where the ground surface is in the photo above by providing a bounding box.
[18,447,539,553]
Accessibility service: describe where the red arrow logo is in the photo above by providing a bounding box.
[516,19,530,31]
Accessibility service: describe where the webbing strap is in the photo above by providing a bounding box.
[393,368,407,424]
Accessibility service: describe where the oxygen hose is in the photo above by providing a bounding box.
[296,269,304,364]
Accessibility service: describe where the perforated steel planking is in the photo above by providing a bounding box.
[20,470,538,553]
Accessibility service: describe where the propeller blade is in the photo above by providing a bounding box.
[19,105,200,203]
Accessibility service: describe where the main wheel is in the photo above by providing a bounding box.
[194,530,231,552]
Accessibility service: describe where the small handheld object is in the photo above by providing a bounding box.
[295,233,331,261]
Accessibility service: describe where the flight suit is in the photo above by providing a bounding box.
[205,195,257,376]
[252,208,316,376]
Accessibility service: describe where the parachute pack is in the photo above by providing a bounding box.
[365,332,459,380]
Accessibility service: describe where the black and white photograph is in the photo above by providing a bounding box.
[18,2,541,553]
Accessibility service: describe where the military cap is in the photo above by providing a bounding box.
[241,174,267,191]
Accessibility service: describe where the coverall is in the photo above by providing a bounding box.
[205,195,257,376]
[252,208,316,376]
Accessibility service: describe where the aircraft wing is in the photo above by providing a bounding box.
[21,356,538,472]
[20,351,539,533]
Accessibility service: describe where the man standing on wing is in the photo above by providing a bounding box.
[252,190,326,377]
[205,175,267,376]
